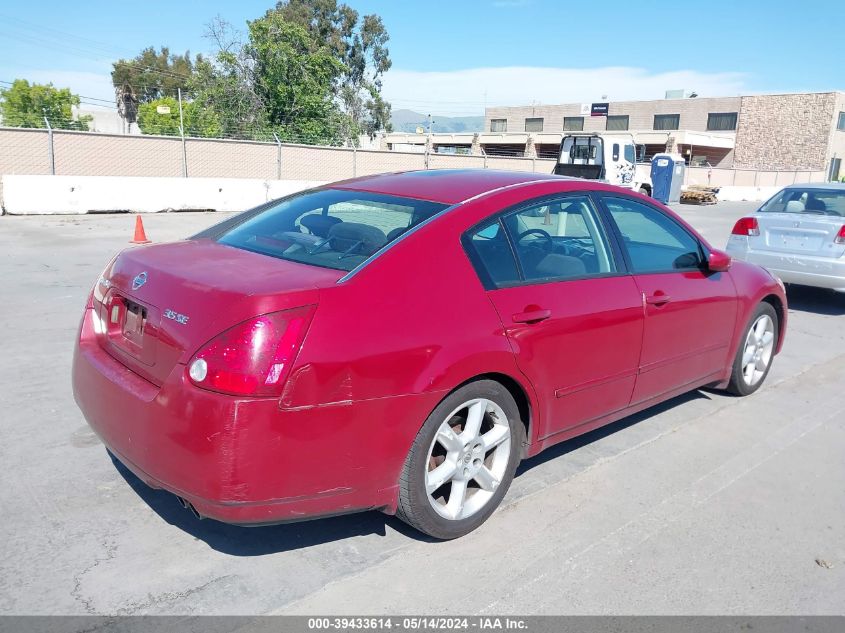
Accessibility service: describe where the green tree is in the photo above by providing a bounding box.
[271,0,393,135]
[136,97,220,137]
[111,46,196,102]
[248,12,346,143]
[189,17,272,140]
[0,79,91,130]
[191,13,348,144]
[111,47,198,128]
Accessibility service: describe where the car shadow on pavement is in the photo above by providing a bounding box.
[109,390,713,553]
[108,452,435,556]
[784,285,845,316]
[515,389,711,475]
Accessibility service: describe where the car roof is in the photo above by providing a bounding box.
[329,169,574,204]
[782,182,845,190]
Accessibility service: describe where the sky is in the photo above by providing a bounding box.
[0,0,843,117]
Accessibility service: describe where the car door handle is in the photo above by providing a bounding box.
[645,293,672,305]
[512,309,552,323]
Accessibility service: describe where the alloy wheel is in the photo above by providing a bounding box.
[741,314,775,387]
[424,398,512,521]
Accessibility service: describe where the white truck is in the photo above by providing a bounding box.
[553,133,652,196]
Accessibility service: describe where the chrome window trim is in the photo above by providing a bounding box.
[337,179,564,283]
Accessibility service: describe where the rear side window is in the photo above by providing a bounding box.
[217,189,447,272]
[603,197,703,272]
[466,221,520,287]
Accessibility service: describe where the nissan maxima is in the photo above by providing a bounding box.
[73,170,787,539]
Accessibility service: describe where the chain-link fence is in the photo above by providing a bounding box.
[2,125,827,190]
[0,126,558,183]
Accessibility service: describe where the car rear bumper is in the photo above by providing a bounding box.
[727,246,845,292]
[72,308,436,524]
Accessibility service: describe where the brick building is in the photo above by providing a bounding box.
[385,91,845,179]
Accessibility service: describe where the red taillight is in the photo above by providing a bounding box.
[187,306,315,397]
[731,217,760,236]
[835,225,845,245]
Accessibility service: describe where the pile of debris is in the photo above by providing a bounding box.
[680,185,719,205]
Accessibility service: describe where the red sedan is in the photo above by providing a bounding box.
[73,170,786,539]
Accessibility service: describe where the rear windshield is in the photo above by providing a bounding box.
[759,188,845,216]
[217,189,448,271]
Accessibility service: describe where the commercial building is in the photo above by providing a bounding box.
[385,91,845,179]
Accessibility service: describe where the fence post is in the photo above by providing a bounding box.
[482,147,488,169]
[178,88,188,178]
[352,142,357,177]
[532,156,536,172]
[44,117,55,175]
[273,133,282,179]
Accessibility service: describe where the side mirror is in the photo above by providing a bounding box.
[708,249,732,272]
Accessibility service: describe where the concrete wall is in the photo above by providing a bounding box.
[485,96,742,134]
[0,175,325,215]
[733,93,837,170]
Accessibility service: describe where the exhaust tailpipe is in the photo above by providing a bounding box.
[175,495,203,520]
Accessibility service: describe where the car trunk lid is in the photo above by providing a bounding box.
[93,239,343,385]
[753,213,845,258]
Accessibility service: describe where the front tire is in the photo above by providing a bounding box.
[726,302,778,396]
[396,380,524,539]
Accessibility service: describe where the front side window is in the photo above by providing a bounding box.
[606,115,629,131]
[490,118,507,132]
[603,197,704,272]
[525,117,544,132]
[707,112,738,131]
[563,116,584,131]
[654,114,680,130]
[218,189,447,272]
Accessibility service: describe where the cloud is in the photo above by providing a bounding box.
[382,66,750,116]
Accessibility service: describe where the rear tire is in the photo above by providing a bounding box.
[725,302,778,396]
[396,380,524,539]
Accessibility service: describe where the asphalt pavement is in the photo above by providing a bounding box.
[1,200,843,615]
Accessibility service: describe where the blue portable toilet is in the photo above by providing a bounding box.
[650,153,685,204]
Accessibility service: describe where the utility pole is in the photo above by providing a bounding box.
[178,88,187,178]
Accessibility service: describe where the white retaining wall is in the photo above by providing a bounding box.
[0,175,326,215]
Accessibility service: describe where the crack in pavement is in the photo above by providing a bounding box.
[70,540,118,615]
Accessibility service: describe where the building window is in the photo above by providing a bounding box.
[606,115,629,131]
[525,117,544,132]
[654,114,680,130]
[707,112,738,131]
[838,112,845,131]
[563,116,584,131]
[490,118,507,133]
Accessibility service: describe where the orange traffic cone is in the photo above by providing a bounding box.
[130,215,151,244]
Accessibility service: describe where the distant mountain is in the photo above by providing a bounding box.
[391,109,485,134]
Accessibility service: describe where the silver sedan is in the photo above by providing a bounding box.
[726,183,845,292]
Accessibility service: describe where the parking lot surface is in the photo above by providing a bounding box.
[1,200,844,615]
